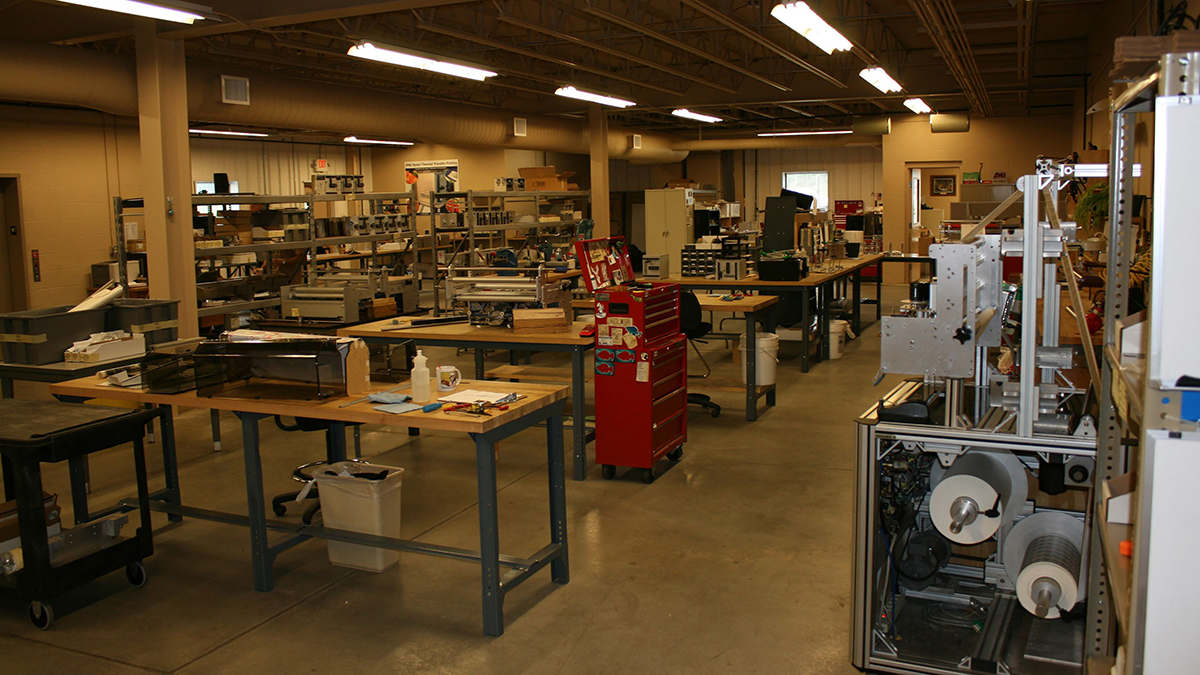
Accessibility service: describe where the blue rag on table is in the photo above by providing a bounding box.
[374,402,422,415]
[369,392,412,404]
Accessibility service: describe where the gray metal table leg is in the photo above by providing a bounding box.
[764,310,777,407]
[473,432,504,636]
[820,283,831,361]
[570,347,587,481]
[68,457,90,525]
[210,409,222,452]
[547,410,569,583]
[328,422,348,462]
[237,412,274,592]
[801,288,812,373]
[159,404,183,522]
[877,266,883,321]
[1,377,12,399]
[475,348,486,379]
[745,311,757,422]
[853,268,862,335]
[353,425,362,458]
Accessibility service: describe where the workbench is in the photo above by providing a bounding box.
[693,293,779,421]
[655,253,882,372]
[339,320,596,481]
[48,376,569,637]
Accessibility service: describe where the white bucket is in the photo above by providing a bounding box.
[830,320,854,359]
[737,332,779,385]
[315,461,405,572]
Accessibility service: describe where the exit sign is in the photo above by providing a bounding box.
[313,158,330,173]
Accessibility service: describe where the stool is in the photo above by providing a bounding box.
[269,416,364,524]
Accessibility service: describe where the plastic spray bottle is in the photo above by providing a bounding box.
[411,349,432,403]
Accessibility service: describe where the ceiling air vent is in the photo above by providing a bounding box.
[221,75,250,106]
[630,134,642,150]
[513,117,527,137]
[930,113,969,133]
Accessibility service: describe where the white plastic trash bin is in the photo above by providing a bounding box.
[737,332,779,385]
[830,320,855,359]
[315,461,405,572]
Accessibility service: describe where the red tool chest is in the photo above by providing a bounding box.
[575,238,687,483]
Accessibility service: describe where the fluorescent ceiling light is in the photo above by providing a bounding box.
[58,0,208,24]
[344,136,413,146]
[347,41,497,81]
[859,67,902,93]
[189,129,268,138]
[903,98,932,114]
[672,109,722,123]
[770,2,853,54]
[757,129,852,137]
[554,86,636,108]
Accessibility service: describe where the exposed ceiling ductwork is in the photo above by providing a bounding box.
[0,39,688,164]
[906,0,995,117]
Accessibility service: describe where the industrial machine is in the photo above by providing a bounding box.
[281,269,418,323]
[443,265,569,328]
[577,237,686,483]
[853,160,1100,674]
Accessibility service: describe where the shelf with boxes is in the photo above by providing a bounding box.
[114,186,419,329]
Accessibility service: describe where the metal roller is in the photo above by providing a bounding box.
[1003,511,1087,620]
[929,448,1027,544]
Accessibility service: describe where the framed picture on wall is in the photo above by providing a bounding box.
[931,175,956,196]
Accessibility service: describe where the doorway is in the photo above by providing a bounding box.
[0,177,29,313]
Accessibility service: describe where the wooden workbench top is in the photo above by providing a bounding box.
[49,377,567,435]
[695,294,779,313]
[340,319,594,346]
[655,253,883,288]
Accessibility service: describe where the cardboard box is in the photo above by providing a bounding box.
[1102,472,1136,525]
[518,166,574,191]
[126,239,146,253]
[512,308,569,333]
[367,297,397,320]
[666,179,699,189]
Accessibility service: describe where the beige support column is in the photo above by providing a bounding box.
[136,19,197,336]
[588,104,611,238]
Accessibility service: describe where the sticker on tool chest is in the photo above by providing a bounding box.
[635,362,649,382]
[596,348,615,361]
[608,317,632,327]
[622,331,638,348]
[595,361,615,376]
[598,337,618,346]
[615,350,635,363]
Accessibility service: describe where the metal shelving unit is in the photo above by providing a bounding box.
[114,187,418,327]
[426,188,590,314]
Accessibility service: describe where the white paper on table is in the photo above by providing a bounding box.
[438,389,514,404]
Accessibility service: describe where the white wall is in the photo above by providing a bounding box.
[749,146,883,219]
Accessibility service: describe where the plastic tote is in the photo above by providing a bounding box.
[737,332,779,385]
[314,461,405,572]
[830,320,856,359]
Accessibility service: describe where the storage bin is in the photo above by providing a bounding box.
[316,461,405,572]
[106,299,180,346]
[0,306,107,365]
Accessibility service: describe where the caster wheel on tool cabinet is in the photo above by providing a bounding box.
[28,602,53,630]
[668,446,684,461]
[601,465,616,480]
[641,467,656,484]
[126,561,148,588]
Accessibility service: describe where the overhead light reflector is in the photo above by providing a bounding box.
[770,2,853,54]
[344,136,414,146]
[859,67,902,93]
[347,41,497,81]
[554,86,636,108]
[903,98,932,114]
[58,0,208,24]
[189,129,268,138]
[757,129,853,137]
[672,109,722,124]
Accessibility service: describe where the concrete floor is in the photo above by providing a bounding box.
[2,293,899,675]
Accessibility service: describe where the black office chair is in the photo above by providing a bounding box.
[270,417,365,524]
[680,291,721,418]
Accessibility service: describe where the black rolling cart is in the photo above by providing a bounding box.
[0,399,158,629]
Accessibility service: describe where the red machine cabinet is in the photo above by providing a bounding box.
[575,238,687,483]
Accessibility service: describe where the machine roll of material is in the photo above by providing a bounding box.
[1003,511,1087,620]
[929,449,1027,544]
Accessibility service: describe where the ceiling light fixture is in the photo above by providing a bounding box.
[757,129,853,137]
[903,98,932,114]
[859,67,902,93]
[344,136,414,146]
[57,0,210,24]
[671,109,722,123]
[347,41,497,81]
[189,129,269,138]
[769,2,853,54]
[554,86,636,108]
